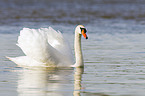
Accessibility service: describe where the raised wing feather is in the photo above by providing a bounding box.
[47,27,73,61]
[17,27,73,66]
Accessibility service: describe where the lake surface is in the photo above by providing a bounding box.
[1,0,145,96]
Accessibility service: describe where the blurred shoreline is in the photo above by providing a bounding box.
[0,0,145,25]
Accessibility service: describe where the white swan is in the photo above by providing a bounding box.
[7,25,88,67]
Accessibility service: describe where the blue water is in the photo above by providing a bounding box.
[1,0,145,96]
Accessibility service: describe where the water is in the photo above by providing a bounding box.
[1,0,145,96]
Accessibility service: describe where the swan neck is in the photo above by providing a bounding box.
[74,32,84,67]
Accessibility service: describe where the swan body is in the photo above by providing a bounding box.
[7,25,88,67]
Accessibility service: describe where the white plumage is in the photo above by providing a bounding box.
[7,25,88,67]
[7,27,73,67]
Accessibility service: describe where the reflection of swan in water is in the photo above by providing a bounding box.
[73,68,84,96]
[17,68,84,96]
[17,68,72,96]
[17,68,110,96]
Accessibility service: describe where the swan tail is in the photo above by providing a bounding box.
[6,56,23,66]
[6,56,15,62]
[6,56,46,67]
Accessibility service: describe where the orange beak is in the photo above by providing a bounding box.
[81,29,88,39]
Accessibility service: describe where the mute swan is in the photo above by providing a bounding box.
[7,25,88,67]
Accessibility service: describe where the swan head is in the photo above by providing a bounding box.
[75,25,88,39]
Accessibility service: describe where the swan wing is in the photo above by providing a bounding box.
[17,27,73,66]
[46,27,73,62]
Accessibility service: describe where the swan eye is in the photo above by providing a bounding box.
[80,28,87,33]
